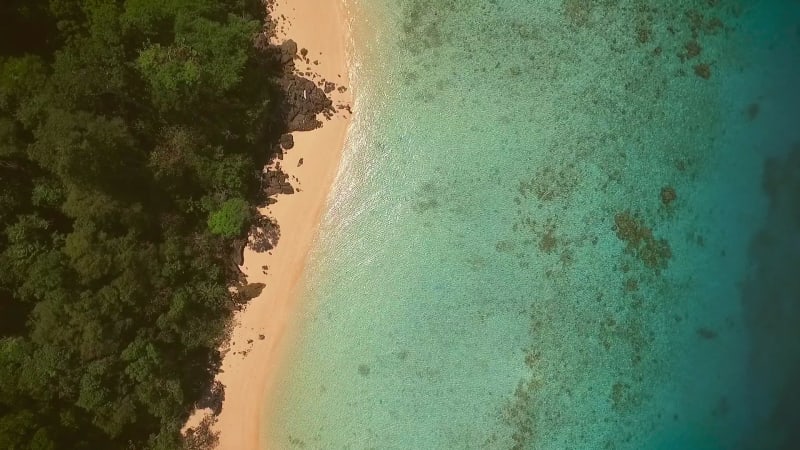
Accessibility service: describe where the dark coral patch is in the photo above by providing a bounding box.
[696,327,718,339]
[611,381,643,412]
[538,226,558,254]
[746,102,760,121]
[636,26,651,44]
[694,63,711,79]
[682,40,702,60]
[660,186,677,206]
[613,211,672,270]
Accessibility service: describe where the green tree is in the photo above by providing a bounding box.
[0,0,279,446]
[207,197,249,238]
[136,14,258,112]
[0,410,56,450]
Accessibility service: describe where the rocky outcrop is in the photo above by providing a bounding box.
[227,239,247,282]
[279,133,294,150]
[231,239,246,266]
[268,39,335,133]
[262,168,294,198]
[279,74,333,131]
[279,39,298,67]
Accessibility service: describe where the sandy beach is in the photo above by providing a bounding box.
[184,1,352,448]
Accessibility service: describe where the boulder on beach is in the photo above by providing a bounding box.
[263,169,295,197]
[280,39,297,63]
[279,74,333,131]
[279,133,294,150]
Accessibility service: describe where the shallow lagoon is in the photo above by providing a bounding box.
[268,1,800,448]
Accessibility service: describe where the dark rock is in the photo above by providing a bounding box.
[231,239,245,266]
[288,116,317,132]
[279,133,294,150]
[263,169,294,197]
[297,158,304,167]
[254,33,270,51]
[300,48,308,57]
[237,283,265,302]
[280,39,298,63]
[264,186,280,197]
[278,74,334,132]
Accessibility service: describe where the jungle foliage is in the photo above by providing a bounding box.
[0,0,280,447]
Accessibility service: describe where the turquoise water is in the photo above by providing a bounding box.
[267,1,800,448]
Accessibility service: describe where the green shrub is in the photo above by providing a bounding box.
[207,198,249,238]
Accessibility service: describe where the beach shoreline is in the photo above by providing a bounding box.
[184,1,352,448]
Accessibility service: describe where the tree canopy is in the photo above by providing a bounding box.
[0,0,279,447]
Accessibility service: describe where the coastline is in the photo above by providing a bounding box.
[185,1,352,448]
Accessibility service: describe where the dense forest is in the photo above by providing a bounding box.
[0,0,291,447]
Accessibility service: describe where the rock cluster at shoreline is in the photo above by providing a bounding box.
[272,39,336,132]
[263,166,295,199]
[253,34,351,208]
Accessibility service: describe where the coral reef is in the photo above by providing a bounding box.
[696,327,718,339]
[611,381,643,413]
[501,380,538,450]
[613,211,672,270]
[563,0,591,27]
[538,224,558,254]
[681,40,702,60]
[693,63,711,79]
[660,186,677,206]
